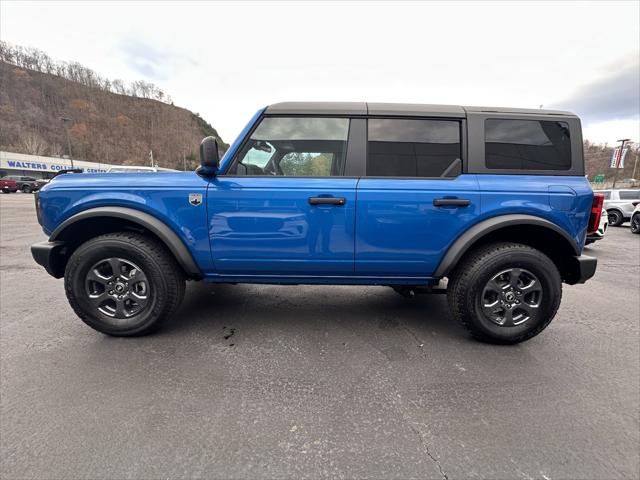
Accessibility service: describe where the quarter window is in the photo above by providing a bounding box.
[485,119,571,170]
[367,119,461,177]
[231,117,349,177]
[619,190,640,200]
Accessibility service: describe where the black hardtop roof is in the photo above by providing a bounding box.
[265,102,575,117]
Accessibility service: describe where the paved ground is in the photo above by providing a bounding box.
[1,193,639,480]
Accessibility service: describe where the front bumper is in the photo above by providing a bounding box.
[31,241,68,278]
[565,254,597,285]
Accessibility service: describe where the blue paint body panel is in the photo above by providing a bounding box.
[36,108,593,286]
[355,175,481,277]
[38,172,213,273]
[207,177,357,275]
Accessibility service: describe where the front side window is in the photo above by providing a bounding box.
[485,119,571,171]
[230,117,349,176]
[367,119,461,177]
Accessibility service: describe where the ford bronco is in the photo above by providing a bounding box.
[31,102,601,344]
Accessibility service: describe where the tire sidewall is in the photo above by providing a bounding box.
[464,249,560,343]
[631,214,640,233]
[66,238,171,335]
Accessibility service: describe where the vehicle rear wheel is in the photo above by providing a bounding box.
[64,232,185,336]
[447,242,562,344]
[608,210,623,226]
[631,214,640,234]
[21,185,32,193]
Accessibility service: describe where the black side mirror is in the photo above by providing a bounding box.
[196,136,219,177]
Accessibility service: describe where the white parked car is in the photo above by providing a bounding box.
[594,189,640,226]
[586,208,608,245]
[631,202,640,234]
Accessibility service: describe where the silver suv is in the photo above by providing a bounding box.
[594,189,640,226]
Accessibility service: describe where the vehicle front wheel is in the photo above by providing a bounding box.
[608,210,624,226]
[447,242,562,344]
[21,185,32,193]
[64,232,185,336]
[631,214,640,234]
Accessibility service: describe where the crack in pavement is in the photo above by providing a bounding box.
[410,424,449,480]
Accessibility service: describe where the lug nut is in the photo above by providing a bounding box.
[109,290,113,294]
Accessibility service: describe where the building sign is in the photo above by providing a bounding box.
[610,147,628,169]
[0,151,108,173]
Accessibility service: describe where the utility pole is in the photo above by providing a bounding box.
[632,146,639,182]
[60,117,74,168]
[612,139,630,189]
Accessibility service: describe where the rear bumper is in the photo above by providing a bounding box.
[31,241,67,278]
[565,254,597,284]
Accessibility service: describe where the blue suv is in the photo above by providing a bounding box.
[31,102,601,343]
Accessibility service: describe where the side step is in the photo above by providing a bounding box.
[392,280,448,297]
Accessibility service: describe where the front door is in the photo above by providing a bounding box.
[208,116,357,276]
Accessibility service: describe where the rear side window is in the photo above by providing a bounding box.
[600,191,612,200]
[619,190,640,200]
[367,119,461,177]
[485,119,571,171]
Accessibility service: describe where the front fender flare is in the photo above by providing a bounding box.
[50,206,202,278]
[433,214,580,278]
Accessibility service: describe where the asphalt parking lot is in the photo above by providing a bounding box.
[1,193,639,480]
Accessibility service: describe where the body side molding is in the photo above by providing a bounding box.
[50,206,201,278]
[434,214,580,278]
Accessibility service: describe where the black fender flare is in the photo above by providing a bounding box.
[50,206,202,278]
[433,214,580,278]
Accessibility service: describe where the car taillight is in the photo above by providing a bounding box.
[588,193,604,234]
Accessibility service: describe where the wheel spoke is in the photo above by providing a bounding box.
[508,268,522,288]
[109,258,123,278]
[485,279,506,295]
[114,298,127,318]
[86,268,109,286]
[521,277,542,294]
[501,308,514,327]
[518,302,539,317]
[129,290,148,308]
[87,291,107,306]
[482,298,501,317]
[128,268,147,283]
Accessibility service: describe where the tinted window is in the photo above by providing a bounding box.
[485,119,571,170]
[367,119,461,177]
[599,191,612,200]
[619,190,640,200]
[232,117,349,177]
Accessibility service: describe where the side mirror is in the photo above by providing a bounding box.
[196,136,219,177]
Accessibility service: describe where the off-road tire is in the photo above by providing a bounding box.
[64,232,185,336]
[608,209,624,227]
[447,242,562,344]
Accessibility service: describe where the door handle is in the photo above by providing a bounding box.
[308,197,346,206]
[433,198,471,207]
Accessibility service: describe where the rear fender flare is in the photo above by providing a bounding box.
[434,214,580,278]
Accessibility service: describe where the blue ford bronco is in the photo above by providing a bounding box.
[31,102,602,344]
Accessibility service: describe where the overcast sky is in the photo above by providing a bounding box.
[1,1,638,145]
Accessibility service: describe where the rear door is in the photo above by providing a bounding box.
[355,117,480,278]
[208,116,358,276]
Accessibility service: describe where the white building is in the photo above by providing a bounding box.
[0,151,173,179]
[0,151,108,179]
